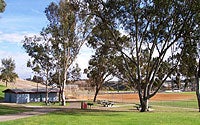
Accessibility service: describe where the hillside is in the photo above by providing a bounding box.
[0,78,46,89]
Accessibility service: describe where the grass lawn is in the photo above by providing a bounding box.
[0,92,199,125]
[1,108,200,125]
[150,100,198,109]
[0,105,30,115]
[26,102,70,107]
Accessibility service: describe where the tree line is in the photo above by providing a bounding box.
[23,0,200,112]
[1,0,198,112]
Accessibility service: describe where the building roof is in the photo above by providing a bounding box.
[2,88,59,94]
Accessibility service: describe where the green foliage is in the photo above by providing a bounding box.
[0,84,6,100]
[85,0,200,111]
[0,0,6,13]
[179,41,197,78]
[43,0,85,79]
[69,63,81,81]
[30,0,88,106]
[84,49,116,102]
[0,58,18,87]
[22,34,56,104]
[23,35,54,76]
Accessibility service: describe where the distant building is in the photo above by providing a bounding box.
[2,88,58,104]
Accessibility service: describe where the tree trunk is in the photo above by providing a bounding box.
[61,67,67,106]
[59,87,62,102]
[196,91,200,112]
[196,77,200,112]
[196,59,200,112]
[61,83,66,106]
[140,98,149,112]
[93,87,100,102]
[138,91,148,112]
[45,84,49,105]
[183,80,188,92]
[45,71,49,105]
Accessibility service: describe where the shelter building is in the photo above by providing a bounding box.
[2,88,58,104]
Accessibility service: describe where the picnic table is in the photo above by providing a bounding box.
[100,100,114,107]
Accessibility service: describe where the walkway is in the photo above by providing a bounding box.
[0,102,81,122]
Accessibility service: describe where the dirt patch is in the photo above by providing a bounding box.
[151,93,196,101]
[0,78,46,89]
[95,93,196,103]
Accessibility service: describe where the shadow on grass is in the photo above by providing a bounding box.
[50,107,138,117]
[0,105,32,115]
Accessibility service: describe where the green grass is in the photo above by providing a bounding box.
[1,109,200,125]
[181,92,196,94]
[26,102,70,107]
[150,100,198,109]
[0,84,6,100]
[0,93,200,125]
[26,102,57,106]
[0,105,30,115]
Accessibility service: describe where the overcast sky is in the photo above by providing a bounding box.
[0,0,93,79]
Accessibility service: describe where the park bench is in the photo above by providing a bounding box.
[100,100,114,107]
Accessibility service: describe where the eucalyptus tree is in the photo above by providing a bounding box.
[85,17,129,102]
[23,34,55,104]
[178,41,197,91]
[85,0,200,112]
[0,58,18,87]
[84,49,116,102]
[43,0,89,105]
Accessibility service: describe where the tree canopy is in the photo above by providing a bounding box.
[0,58,18,87]
[84,49,115,102]
[84,0,200,112]
[23,0,89,106]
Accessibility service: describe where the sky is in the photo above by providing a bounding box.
[0,0,93,79]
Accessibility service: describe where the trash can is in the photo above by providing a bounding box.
[81,101,87,109]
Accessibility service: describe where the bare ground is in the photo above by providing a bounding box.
[0,78,46,89]
[76,92,196,103]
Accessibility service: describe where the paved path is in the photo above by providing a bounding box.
[0,102,81,122]
[0,108,59,122]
